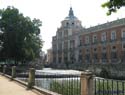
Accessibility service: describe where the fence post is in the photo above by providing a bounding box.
[28,68,35,89]
[3,65,6,74]
[80,71,94,95]
[0,65,1,72]
[12,66,16,79]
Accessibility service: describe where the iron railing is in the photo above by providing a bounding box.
[16,67,29,82]
[35,73,81,95]
[94,77,125,95]
[2,65,125,95]
[5,66,12,76]
[7,68,81,95]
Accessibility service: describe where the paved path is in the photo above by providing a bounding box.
[0,75,44,95]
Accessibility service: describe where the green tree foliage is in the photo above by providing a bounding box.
[0,6,43,64]
[102,0,125,15]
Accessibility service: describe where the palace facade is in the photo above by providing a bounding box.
[52,7,125,64]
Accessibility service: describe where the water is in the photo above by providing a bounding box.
[18,68,81,94]
[36,68,82,75]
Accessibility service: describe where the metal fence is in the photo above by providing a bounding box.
[4,66,12,76]
[35,74,81,95]
[16,67,29,83]
[2,65,125,95]
[0,66,81,95]
[18,73,81,95]
[94,77,125,95]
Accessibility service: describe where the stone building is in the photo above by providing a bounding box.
[47,49,53,64]
[52,7,125,64]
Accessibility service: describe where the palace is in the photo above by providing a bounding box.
[52,7,125,64]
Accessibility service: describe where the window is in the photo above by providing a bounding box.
[70,40,75,48]
[123,44,125,49]
[53,44,57,50]
[122,30,125,38]
[86,49,89,52]
[79,50,82,54]
[85,36,89,44]
[112,46,116,50]
[79,50,82,62]
[101,32,106,42]
[102,53,107,62]
[111,52,117,59]
[111,31,116,40]
[58,43,62,50]
[93,53,98,59]
[79,39,82,46]
[93,35,97,43]
[64,30,68,37]
[85,54,90,62]
[102,53,106,59]
[58,32,62,38]
[72,22,74,26]
[64,41,68,49]
[79,36,83,46]
[59,57,61,63]
[103,47,106,50]
[94,48,97,51]
[66,22,69,26]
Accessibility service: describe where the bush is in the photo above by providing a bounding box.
[100,68,110,78]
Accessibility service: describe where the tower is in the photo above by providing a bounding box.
[52,7,83,64]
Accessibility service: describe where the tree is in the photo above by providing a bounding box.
[0,6,43,64]
[102,0,125,15]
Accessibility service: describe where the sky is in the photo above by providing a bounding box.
[0,0,125,53]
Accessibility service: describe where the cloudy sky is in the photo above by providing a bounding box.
[0,0,125,52]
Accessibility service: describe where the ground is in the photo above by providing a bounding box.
[0,75,44,95]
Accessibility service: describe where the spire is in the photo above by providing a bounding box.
[65,7,77,20]
[68,7,74,17]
